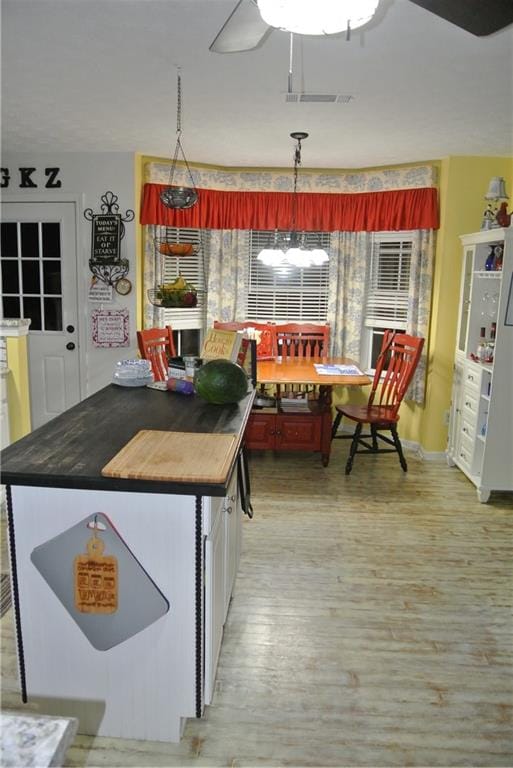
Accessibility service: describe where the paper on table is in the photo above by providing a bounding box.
[314,363,363,376]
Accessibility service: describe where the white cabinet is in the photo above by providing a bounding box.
[447,228,513,502]
[203,467,242,705]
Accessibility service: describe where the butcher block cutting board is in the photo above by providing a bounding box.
[101,430,239,484]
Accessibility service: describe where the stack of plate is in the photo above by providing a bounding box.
[112,359,154,387]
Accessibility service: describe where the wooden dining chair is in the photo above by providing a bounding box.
[331,331,424,474]
[137,326,177,382]
[274,323,330,399]
[275,323,330,359]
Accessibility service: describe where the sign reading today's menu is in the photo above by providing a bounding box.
[91,214,122,262]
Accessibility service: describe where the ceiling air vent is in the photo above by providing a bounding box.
[285,93,354,104]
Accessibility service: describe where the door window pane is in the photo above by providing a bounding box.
[20,223,39,258]
[22,260,41,294]
[43,260,62,294]
[2,296,20,317]
[42,223,61,259]
[23,297,42,330]
[1,260,20,293]
[1,223,18,257]
[44,297,62,331]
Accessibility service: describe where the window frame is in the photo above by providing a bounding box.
[360,231,414,372]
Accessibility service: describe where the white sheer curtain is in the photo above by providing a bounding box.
[204,230,250,328]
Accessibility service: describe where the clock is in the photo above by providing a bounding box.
[115,277,132,296]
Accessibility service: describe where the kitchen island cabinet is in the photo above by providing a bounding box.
[0,384,254,743]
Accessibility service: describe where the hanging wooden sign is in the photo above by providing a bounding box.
[74,531,118,614]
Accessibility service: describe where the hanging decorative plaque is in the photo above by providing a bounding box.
[84,191,134,286]
[91,308,129,347]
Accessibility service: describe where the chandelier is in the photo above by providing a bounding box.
[160,70,198,210]
[257,132,329,270]
[257,0,380,36]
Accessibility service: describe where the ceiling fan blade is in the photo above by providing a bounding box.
[209,0,272,53]
[408,0,513,36]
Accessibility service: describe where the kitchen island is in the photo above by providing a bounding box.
[1,383,254,743]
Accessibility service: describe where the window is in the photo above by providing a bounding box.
[156,226,206,355]
[361,232,412,370]
[246,231,330,322]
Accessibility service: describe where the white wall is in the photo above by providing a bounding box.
[1,152,138,397]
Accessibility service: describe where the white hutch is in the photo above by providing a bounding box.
[447,228,513,502]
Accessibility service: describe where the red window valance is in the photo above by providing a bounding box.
[140,183,439,232]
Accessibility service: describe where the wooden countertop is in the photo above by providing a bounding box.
[0,384,254,497]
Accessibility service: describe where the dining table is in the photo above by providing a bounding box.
[246,356,371,465]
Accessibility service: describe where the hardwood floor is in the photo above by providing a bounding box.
[2,446,513,766]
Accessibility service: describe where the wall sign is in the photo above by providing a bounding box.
[88,280,114,303]
[84,191,134,286]
[92,308,129,348]
[91,214,122,262]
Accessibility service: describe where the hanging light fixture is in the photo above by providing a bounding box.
[257,0,380,36]
[257,132,329,270]
[160,69,198,210]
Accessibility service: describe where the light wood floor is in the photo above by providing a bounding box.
[2,446,513,767]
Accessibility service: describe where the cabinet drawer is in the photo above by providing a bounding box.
[461,389,479,422]
[460,415,476,443]
[463,366,480,395]
[456,434,475,472]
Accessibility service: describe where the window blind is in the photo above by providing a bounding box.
[365,234,412,328]
[247,231,330,322]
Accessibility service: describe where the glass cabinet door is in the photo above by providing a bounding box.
[458,246,474,354]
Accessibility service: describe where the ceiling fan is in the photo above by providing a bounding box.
[210,0,513,53]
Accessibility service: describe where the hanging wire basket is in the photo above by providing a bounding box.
[147,283,202,309]
[154,237,198,257]
[160,70,198,210]
[160,186,198,210]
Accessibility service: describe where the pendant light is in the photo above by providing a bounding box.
[160,70,198,210]
[257,132,329,270]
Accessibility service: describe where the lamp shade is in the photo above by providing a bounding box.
[484,177,509,200]
[257,0,379,35]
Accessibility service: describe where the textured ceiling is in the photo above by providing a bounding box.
[1,0,513,168]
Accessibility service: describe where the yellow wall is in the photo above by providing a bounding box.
[138,154,513,454]
[6,335,31,441]
[415,155,513,453]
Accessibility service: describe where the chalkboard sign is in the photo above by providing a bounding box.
[91,214,121,263]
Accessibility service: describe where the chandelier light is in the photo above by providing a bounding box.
[257,0,380,36]
[160,70,198,210]
[257,132,329,270]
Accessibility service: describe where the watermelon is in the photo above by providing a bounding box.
[194,359,248,405]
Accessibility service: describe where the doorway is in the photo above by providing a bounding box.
[0,201,81,429]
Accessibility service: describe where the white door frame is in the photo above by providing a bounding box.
[1,192,87,408]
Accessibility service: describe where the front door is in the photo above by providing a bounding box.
[0,201,81,429]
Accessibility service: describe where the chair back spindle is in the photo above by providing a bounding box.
[137,326,176,382]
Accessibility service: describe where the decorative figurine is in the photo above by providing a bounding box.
[495,201,511,228]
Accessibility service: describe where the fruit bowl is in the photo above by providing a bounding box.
[147,275,199,308]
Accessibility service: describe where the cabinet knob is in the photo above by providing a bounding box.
[225,505,233,515]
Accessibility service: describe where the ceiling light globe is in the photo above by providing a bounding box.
[309,249,330,264]
[257,248,286,266]
[257,0,379,35]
